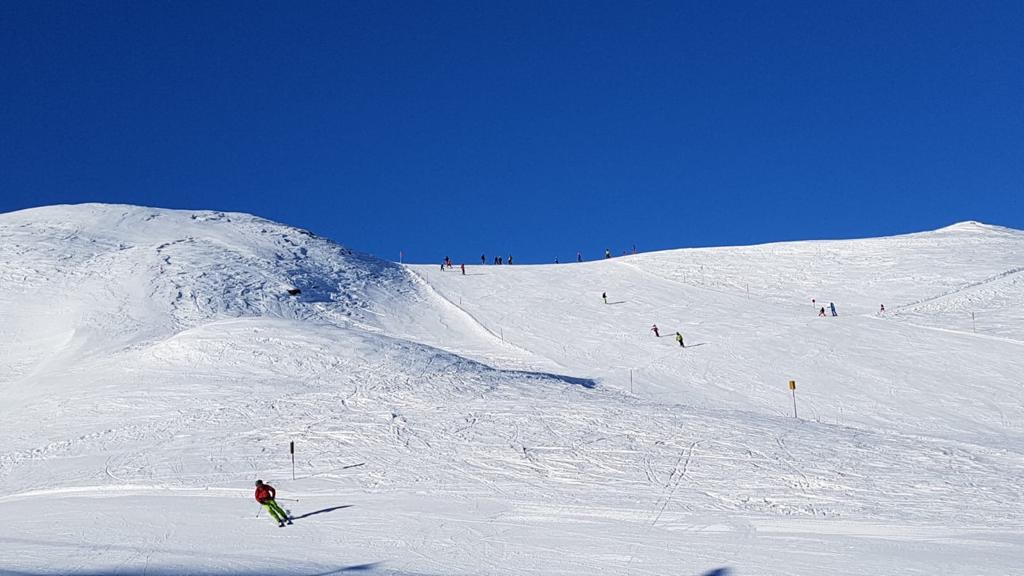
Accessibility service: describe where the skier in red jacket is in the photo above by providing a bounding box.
[255,479,291,527]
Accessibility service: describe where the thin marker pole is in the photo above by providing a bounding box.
[789,380,798,419]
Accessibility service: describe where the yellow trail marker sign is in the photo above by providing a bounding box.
[789,380,796,390]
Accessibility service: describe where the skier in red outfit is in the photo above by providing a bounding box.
[255,480,292,527]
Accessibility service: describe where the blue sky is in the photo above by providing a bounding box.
[1,1,1022,263]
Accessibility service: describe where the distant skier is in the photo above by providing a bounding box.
[818,306,826,317]
[577,251,582,262]
[440,262,445,271]
[602,292,607,304]
[554,257,559,264]
[460,263,465,275]
[508,255,513,265]
[605,249,611,259]
[830,302,837,317]
[255,480,291,528]
[879,304,886,315]
[481,254,486,265]
[675,332,684,347]
[651,324,660,337]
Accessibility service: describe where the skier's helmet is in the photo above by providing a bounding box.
[255,479,263,486]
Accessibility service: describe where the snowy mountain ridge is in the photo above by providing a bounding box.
[0,204,420,387]
[1,204,1022,576]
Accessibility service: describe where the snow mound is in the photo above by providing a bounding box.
[933,220,1022,235]
[0,204,413,382]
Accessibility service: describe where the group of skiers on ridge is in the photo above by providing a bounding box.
[441,246,640,270]
[444,254,515,268]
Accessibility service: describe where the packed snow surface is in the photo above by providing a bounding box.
[1,204,1022,576]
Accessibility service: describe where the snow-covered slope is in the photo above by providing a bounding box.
[413,224,1024,449]
[0,204,414,386]
[632,220,1024,339]
[1,205,1022,576]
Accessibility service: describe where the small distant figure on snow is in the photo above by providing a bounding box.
[812,298,816,310]
[440,262,445,271]
[675,332,684,347]
[481,254,486,264]
[818,306,826,317]
[460,263,465,275]
[651,324,660,337]
[602,292,607,304]
[554,257,559,264]
[879,304,886,315]
[508,255,513,265]
[444,256,452,268]
[830,302,837,317]
[632,244,637,255]
[605,249,611,259]
[255,480,291,528]
[577,251,582,262]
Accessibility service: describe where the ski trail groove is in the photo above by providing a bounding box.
[404,266,560,367]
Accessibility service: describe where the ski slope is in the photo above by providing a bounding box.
[412,223,1024,448]
[1,204,1022,576]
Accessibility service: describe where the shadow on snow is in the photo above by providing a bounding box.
[2,566,731,576]
[507,370,597,389]
[0,563,388,576]
[292,504,354,520]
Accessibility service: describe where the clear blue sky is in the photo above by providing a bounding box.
[2,1,1022,263]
